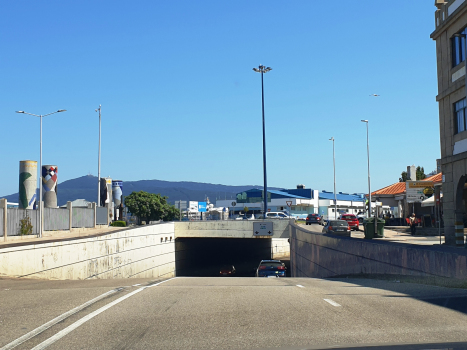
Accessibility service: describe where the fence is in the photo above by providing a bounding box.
[0,201,101,238]
[6,209,40,236]
[72,207,94,228]
[0,208,3,236]
[96,207,108,225]
[44,208,69,231]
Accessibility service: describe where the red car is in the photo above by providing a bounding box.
[339,214,360,231]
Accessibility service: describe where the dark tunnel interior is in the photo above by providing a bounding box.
[175,237,283,277]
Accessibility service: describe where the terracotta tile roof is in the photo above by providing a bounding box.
[371,182,406,196]
[424,172,442,183]
[370,173,442,196]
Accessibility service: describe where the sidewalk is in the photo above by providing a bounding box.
[351,226,445,245]
[0,226,123,248]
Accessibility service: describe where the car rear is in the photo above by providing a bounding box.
[340,214,359,230]
[306,214,321,225]
[327,220,351,236]
[256,260,286,277]
[219,265,235,276]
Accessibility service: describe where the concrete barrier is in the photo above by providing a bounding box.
[174,220,290,238]
[290,223,467,280]
[0,223,175,280]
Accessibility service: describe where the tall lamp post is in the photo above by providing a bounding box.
[253,64,272,217]
[16,109,67,238]
[95,105,102,207]
[329,137,337,219]
[361,119,374,232]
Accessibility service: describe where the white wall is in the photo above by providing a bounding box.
[174,220,290,238]
[0,223,175,280]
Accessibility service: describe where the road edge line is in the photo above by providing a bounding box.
[0,288,120,350]
[30,277,176,350]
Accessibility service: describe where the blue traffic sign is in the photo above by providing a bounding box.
[198,202,207,212]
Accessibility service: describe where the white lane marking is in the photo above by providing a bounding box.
[132,284,141,287]
[296,284,305,288]
[323,298,341,307]
[0,288,120,350]
[30,277,176,350]
[147,278,176,288]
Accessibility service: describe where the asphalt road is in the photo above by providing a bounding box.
[2,276,467,350]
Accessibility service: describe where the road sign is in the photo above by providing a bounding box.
[286,201,292,207]
[253,222,273,236]
[406,181,434,203]
[231,201,236,207]
[198,202,207,212]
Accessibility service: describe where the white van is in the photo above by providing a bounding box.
[264,212,290,219]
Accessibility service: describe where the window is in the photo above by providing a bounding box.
[452,29,467,67]
[455,98,467,133]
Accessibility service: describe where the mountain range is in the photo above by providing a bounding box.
[2,175,276,206]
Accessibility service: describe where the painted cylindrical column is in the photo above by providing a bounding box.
[112,180,123,221]
[42,165,58,208]
[112,180,123,206]
[19,160,38,209]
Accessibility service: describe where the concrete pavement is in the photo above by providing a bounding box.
[301,223,446,246]
[1,277,467,349]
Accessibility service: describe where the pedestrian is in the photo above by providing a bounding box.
[409,213,417,235]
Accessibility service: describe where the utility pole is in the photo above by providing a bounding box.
[96,105,102,207]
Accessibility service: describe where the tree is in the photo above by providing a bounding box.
[125,191,182,223]
[124,191,169,224]
[399,166,426,182]
[416,166,426,180]
[399,171,408,182]
[165,205,180,221]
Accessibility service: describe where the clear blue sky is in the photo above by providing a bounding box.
[0,1,439,197]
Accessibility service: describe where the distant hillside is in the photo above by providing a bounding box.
[2,175,276,206]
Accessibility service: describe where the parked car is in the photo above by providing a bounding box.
[339,214,360,231]
[255,260,287,277]
[356,211,368,224]
[219,265,236,276]
[322,220,351,236]
[306,214,322,225]
[264,212,290,219]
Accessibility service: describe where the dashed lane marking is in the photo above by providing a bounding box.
[323,298,341,307]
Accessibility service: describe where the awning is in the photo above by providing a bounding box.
[421,194,443,207]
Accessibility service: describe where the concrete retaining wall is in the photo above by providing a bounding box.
[0,223,175,280]
[174,220,290,238]
[272,238,290,260]
[290,223,467,280]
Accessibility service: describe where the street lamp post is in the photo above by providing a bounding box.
[361,119,375,232]
[16,109,67,238]
[95,105,102,207]
[329,137,337,219]
[253,65,272,218]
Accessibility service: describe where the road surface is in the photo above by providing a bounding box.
[1,276,467,349]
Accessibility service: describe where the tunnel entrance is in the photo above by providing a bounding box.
[175,238,273,277]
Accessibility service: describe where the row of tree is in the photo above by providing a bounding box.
[124,191,180,223]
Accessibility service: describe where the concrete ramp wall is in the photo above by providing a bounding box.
[0,223,175,280]
[290,223,467,280]
[174,220,290,238]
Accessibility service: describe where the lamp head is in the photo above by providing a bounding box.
[57,109,66,112]
[16,111,24,113]
[361,119,368,123]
